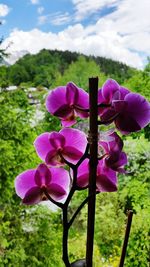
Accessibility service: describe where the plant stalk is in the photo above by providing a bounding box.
[119,210,133,267]
[62,207,71,267]
[86,77,98,267]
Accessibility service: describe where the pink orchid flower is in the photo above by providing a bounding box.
[76,159,117,192]
[98,79,150,134]
[34,128,87,166]
[99,132,127,173]
[46,82,89,127]
[15,163,70,205]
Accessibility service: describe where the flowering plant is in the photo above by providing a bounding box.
[15,78,150,267]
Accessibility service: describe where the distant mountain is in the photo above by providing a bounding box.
[0,49,136,87]
[16,48,134,75]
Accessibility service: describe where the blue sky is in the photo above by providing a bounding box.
[1,0,117,35]
[0,0,150,68]
[1,0,74,35]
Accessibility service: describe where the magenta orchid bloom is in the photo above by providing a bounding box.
[46,82,89,127]
[76,159,117,192]
[34,128,87,166]
[15,163,70,205]
[98,79,150,134]
[99,132,127,173]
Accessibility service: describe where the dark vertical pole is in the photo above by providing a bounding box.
[62,207,71,267]
[86,77,98,267]
[119,210,133,267]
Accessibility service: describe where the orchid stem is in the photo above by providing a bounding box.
[62,143,90,267]
[43,189,63,209]
[119,210,133,267]
[86,77,98,267]
[68,196,89,228]
[68,191,99,229]
[63,207,71,267]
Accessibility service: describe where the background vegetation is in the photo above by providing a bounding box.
[0,49,149,266]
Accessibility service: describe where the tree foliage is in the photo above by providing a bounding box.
[0,49,135,88]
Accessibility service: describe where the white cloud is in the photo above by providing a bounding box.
[37,6,44,15]
[30,0,39,5]
[38,12,71,26]
[0,4,10,17]
[49,12,71,26]
[2,0,150,69]
[2,27,143,68]
[72,0,119,21]
[38,15,47,25]
[94,0,150,55]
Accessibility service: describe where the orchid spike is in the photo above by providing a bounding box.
[34,128,87,166]
[15,163,70,205]
[46,82,89,127]
[98,79,150,134]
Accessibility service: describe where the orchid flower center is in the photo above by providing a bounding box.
[57,148,65,164]
[40,185,48,201]
[41,192,48,201]
[66,110,75,122]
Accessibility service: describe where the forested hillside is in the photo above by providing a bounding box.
[0,50,150,267]
[0,49,136,87]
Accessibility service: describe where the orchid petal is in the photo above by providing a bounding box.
[77,159,89,188]
[77,159,117,192]
[120,86,130,99]
[97,160,117,192]
[98,89,107,115]
[53,104,73,118]
[115,93,150,134]
[49,132,65,149]
[63,146,83,164]
[124,93,150,129]
[112,152,127,169]
[15,169,36,199]
[113,100,128,113]
[34,133,53,162]
[96,173,117,192]
[102,79,120,102]
[108,132,123,152]
[115,113,141,134]
[75,88,89,118]
[99,129,115,142]
[48,183,66,201]
[61,118,77,127]
[76,89,89,107]
[46,86,67,115]
[35,164,51,186]
[66,82,79,104]
[22,187,41,205]
[60,128,87,156]
[100,132,122,154]
[105,152,127,172]
[98,88,105,104]
[50,167,70,192]
[101,107,118,123]
[75,109,89,119]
